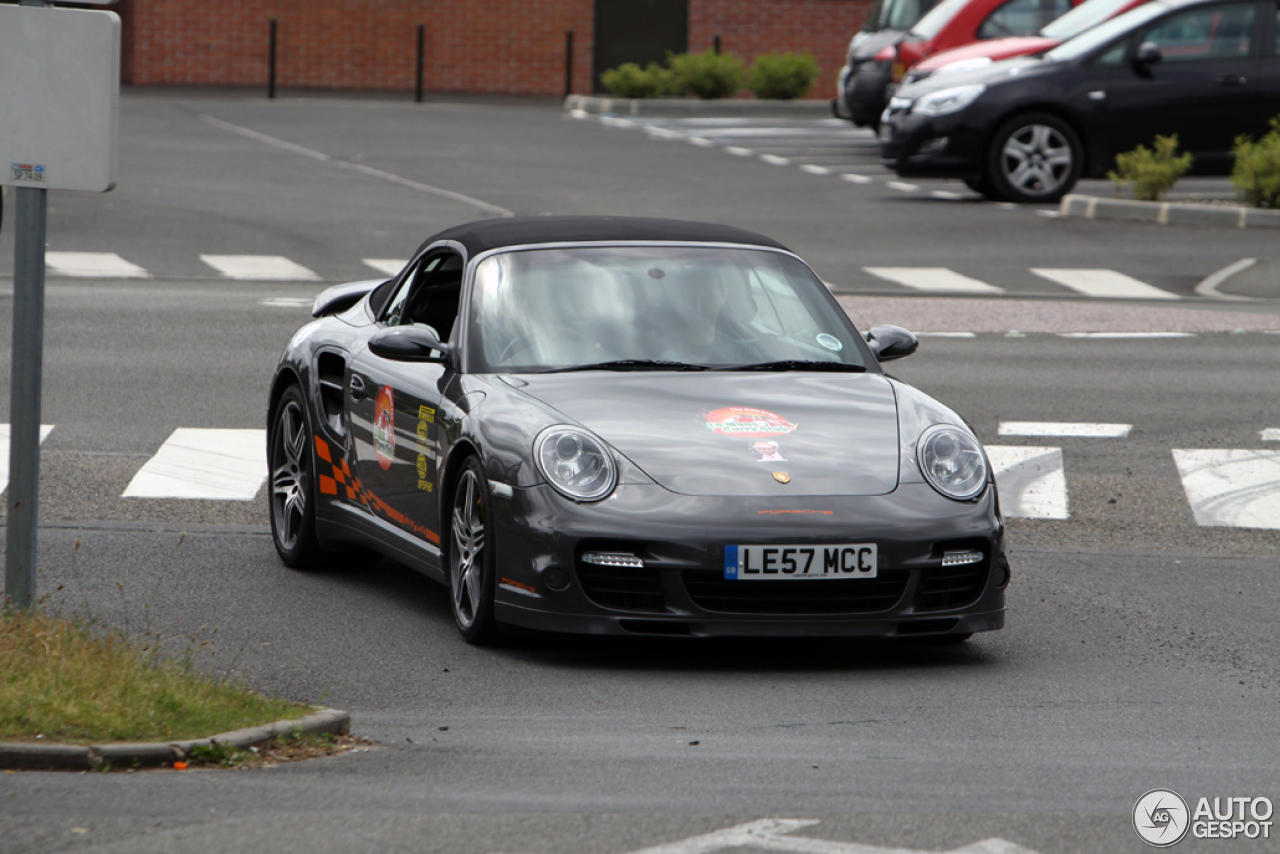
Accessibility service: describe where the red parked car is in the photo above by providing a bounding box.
[890,0,1085,82]
[903,0,1152,84]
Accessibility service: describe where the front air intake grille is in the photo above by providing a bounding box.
[682,570,909,614]
[577,564,665,612]
[915,563,988,611]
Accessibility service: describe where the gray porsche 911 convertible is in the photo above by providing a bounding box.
[268,216,1008,644]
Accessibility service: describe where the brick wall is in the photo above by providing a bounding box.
[119,0,871,99]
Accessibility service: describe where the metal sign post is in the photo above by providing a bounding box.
[0,0,120,608]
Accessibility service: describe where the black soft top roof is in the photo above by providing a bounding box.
[415,216,790,259]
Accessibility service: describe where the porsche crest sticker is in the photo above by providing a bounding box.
[374,385,396,471]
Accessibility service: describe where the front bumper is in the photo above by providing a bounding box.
[844,62,894,127]
[879,108,986,179]
[489,481,1007,638]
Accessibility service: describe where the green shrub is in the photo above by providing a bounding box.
[600,61,672,99]
[1107,134,1193,201]
[668,49,745,99]
[748,52,820,100]
[1230,116,1280,208]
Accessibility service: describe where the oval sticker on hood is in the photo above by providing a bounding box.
[702,407,797,437]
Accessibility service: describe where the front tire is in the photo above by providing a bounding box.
[986,112,1082,204]
[269,385,324,568]
[449,457,501,645]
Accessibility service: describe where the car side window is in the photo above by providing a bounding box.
[1092,39,1129,65]
[1140,2,1256,62]
[382,255,444,326]
[977,0,1072,39]
[397,252,465,342]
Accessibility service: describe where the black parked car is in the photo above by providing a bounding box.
[880,0,1280,202]
[268,216,1008,644]
[836,0,943,127]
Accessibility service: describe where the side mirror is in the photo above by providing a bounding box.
[865,324,918,362]
[369,326,450,363]
[1132,41,1162,75]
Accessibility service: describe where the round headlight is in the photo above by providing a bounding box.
[917,424,987,501]
[535,426,617,502]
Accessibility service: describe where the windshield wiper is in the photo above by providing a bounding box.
[712,360,867,373]
[541,359,711,374]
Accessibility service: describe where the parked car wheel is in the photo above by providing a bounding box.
[986,112,1081,203]
[269,385,324,568]
[449,456,501,645]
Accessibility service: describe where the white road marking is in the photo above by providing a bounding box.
[677,127,864,138]
[760,154,791,165]
[363,258,408,277]
[201,255,320,281]
[645,126,686,139]
[887,181,919,192]
[123,429,267,501]
[726,146,755,156]
[800,164,831,175]
[1173,449,1280,529]
[997,202,1018,210]
[260,297,312,308]
[1194,257,1255,301]
[688,137,716,147]
[864,267,1005,294]
[841,173,874,184]
[622,817,1041,854]
[199,114,514,217]
[999,422,1132,438]
[45,252,150,278]
[1057,332,1195,339]
[1262,428,1280,441]
[916,331,976,338]
[0,425,56,494]
[986,446,1068,519]
[1035,210,1061,218]
[931,190,967,200]
[1031,268,1178,300]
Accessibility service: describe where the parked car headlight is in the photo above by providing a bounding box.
[917,424,987,501]
[535,426,617,502]
[912,84,986,117]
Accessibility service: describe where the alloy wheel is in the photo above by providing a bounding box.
[999,123,1074,198]
[271,398,309,552]
[451,469,486,629]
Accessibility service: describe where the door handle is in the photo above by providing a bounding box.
[1216,74,1247,86]
[349,374,366,401]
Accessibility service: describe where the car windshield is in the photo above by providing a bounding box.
[880,0,938,30]
[1045,0,1168,59]
[909,0,970,40]
[469,246,868,373]
[1041,0,1140,40]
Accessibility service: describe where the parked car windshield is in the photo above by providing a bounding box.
[878,0,939,30]
[470,246,868,372]
[909,0,971,40]
[1041,0,1140,40]
[1045,0,1167,58]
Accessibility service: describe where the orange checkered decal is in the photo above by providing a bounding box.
[313,434,438,544]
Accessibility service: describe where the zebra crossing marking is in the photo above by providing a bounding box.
[363,258,408,277]
[986,446,1068,519]
[200,255,320,281]
[1172,449,1280,530]
[0,425,55,494]
[999,422,1132,438]
[1032,268,1179,300]
[45,252,150,279]
[261,297,312,308]
[864,267,1005,294]
[122,429,267,500]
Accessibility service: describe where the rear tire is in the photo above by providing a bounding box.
[269,385,324,568]
[986,112,1082,204]
[449,457,502,645]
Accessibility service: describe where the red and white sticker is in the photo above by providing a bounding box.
[374,385,395,470]
[702,407,797,438]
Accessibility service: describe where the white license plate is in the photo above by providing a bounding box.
[723,544,877,580]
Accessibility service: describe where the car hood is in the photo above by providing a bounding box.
[895,55,1056,98]
[515,372,901,497]
[914,36,1059,72]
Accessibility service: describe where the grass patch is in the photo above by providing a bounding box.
[0,608,310,745]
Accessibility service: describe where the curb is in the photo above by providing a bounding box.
[1060,194,1280,229]
[0,708,350,771]
[564,94,834,118]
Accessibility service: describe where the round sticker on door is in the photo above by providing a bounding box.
[816,333,843,351]
[374,385,395,471]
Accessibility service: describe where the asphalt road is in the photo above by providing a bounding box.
[1,92,1278,854]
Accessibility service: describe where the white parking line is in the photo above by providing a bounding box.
[0,425,56,494]
[999,422,1132,438]
[1173,449,1280,529]
[887,181,919,192]
[726,146,755,156]
[688,137,716,147]
[123,429,268,501]
[45,252,150,278]
[931,190,968,200]
[260,297,313,308]
[800,164,831,175]
[915,331,976,338]
[363,258,408,277]
[1032,268,1179,300]
[864,267,1005,294]
[986,446,1068,520]
[841,173,874,184]
[760,154,791,165]
[200,255,320,281]
[1057,332,1195,339]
